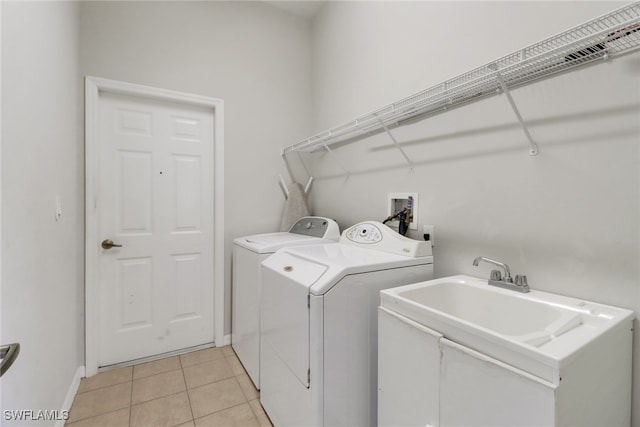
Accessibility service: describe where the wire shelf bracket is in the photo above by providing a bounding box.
[282,2,640,160]
[323,143,351,175]
[375,113,415,169]
[493,69,539,156]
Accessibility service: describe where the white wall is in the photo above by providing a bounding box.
[3,1,637,423]
[79,1,313,337]
[1,2,83,425]
[303,1,640,423]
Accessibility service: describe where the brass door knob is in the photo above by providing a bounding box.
[101,239,123,250]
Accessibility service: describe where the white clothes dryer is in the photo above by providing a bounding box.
[232,216,340,389]
[259,221,434,427]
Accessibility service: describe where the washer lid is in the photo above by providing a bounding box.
[234,233,330,253]
[262,243,433,296]
[262,251,328,290]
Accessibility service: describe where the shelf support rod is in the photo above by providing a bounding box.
[323,143,351,175]
[278,174,290,199]
[374,114,414,169]
[495,71,539,156]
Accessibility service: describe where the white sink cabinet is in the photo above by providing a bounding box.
[378,276,634,427]
[378,308,441,427]
[439,337,556,426]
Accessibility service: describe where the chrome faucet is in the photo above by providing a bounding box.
[472,256,530,293]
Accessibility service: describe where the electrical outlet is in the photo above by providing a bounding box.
[423,224,434,246]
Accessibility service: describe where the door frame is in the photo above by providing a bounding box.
[84,76,224,376]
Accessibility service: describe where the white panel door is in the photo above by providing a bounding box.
[97,92,214,366]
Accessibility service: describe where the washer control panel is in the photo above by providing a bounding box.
[340,221,431,258]
[344,223,383,244]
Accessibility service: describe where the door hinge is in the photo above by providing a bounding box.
[307,368,311,385]
[307,294,310,308]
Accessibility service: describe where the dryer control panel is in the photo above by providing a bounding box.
[341,221,431,258]
[289,216,340,240]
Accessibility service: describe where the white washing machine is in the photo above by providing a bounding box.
[260,221,434,427]
[232,216,340,389]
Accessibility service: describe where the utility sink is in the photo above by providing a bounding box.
[380,275,634,383]
[397,279,582,347]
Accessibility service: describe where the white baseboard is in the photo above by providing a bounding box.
[56,365,85,427]
[221,334,231,346]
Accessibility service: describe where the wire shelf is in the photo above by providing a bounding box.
[283,2,640,154]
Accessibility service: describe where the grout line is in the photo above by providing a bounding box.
[223,352,251,378]
[185,375,239,393]
[192,401,257,425]
[181,356,228,372]
[180,350,196,424]
[247,399,262,422]
[64,407,130,427]
[132,356,182,380]
[130,377,191,407]
[180,352,227,369]
[127,390,196,427]
[247,400,273,427]
[129,389,193,426]
[132,366,184,384]
[129,372,133,427]
[66,382,132,424]
[131,389,188,407]
[76,366,134,395]
[233,376,253,402]
[70,348,232,426]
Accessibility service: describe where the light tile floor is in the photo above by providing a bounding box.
[66,346,273,427]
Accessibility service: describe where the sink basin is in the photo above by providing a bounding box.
[380,275,634,383]
[398,280,582,346]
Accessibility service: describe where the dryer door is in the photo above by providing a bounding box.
[261,252,327,388]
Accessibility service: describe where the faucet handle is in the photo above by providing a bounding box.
[490,270,502,281]
[515,275,528,287]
